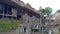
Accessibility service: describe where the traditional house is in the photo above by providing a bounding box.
[0,0,42,34]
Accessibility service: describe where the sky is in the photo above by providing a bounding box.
[21,0,60,14]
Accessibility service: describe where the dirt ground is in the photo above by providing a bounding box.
[0,30,16,34]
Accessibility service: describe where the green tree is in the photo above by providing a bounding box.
[45,7,52,34]
[44,7,52,15]
[40,7,52,15]
[39,7,53,34]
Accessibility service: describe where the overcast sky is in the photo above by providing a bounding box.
[21,0,60,14]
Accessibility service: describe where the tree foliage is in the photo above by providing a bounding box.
[44,7,52,15]
[40,7,52,15]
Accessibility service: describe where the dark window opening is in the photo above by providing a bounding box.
[41,27,42,32]
[0,15,2,18]
[4,5,12,15]
[13,17,16,20]
[34,29,39,32]
[31,29,39,32]
[28,12,32,17]
[24,27,26,32]
[8,16,12,19]
[4,16,6,18]
[4,5,7,14]
[17,15,21,20]
[0,10,3,14]
[31,28,33,32]
[17,9,21,15]
[7,6,12,15]
[17,17,19,20]
[43,26,46,30]
[51,20,54,22]
[0,4,4,14]
[41,26,46,31]
[17,15,21,18]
